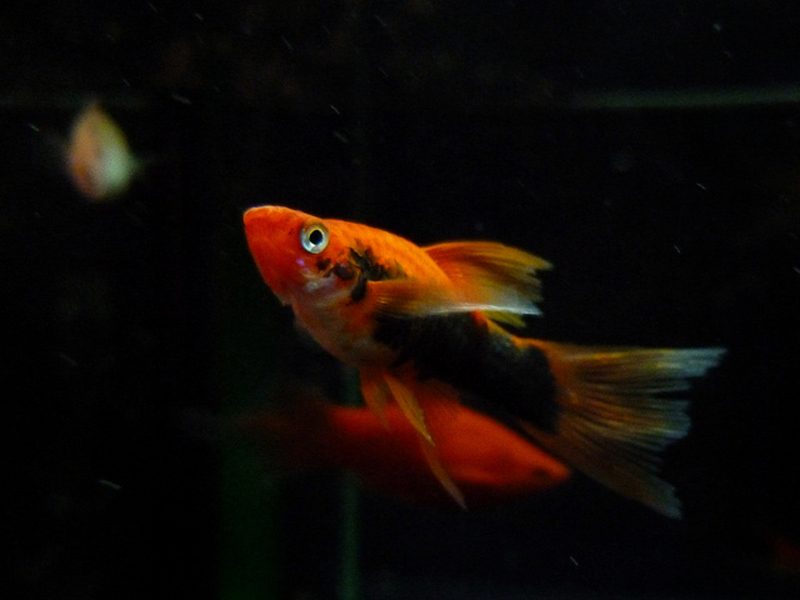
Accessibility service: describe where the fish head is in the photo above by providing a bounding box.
[243,205,356,306]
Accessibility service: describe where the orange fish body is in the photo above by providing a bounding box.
[244,205,725,517]
[239,389,571,509]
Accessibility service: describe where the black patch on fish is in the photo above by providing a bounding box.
[350,247,393,280]
[374,313,559,431]
[331,262,356,280]
[347,247,403,303]
[351,276,368,302]
[321,246,406,302]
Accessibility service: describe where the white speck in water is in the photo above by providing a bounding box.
[171,93,192,105]
[98,479,122,491]
[28,123,40,132]
[57,352,78,367]
[793,266,800,275]
[330,105,341,115]
[696,182,707,190]
[332,130,349,144]
[570,556,579,566]
[194,12,203,21]
[713,22,723,32]
[674,245,682,254]
[281,36,293,51]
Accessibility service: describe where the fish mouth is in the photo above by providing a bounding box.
[243,205,300,303]
[243,205,286,248]
[243,207,270,250]
[243,205,278,232]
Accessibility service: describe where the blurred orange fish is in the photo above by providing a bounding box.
[244,205,725,517]
[66,102,139,201]
[238,388,571,509]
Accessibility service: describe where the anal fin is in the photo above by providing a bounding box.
[359,369,391,429]
[358,367,467,508]
[382,372,432,443]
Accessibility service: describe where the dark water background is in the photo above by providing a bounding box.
[3,2,800,598]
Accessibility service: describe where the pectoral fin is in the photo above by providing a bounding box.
[367,278,458,318]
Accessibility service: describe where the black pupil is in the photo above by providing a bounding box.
[308,228,324,246]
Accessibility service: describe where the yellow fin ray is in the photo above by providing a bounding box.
[358,369,391,429]
[418,433,467,509]
[381,372,432,443]
[359,367,467,508]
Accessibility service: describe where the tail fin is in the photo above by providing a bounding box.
[522,343,725,518]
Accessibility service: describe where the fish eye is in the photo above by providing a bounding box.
[300,222,330,254]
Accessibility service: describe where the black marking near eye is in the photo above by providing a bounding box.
[331,262,356,280]
[346,247,401,303]
[318,245,404,302]
[350,276,368,302]
[349,248,390,281]
[374,312,559,431]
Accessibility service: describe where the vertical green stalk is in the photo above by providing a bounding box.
[217,276,282,600]
[337,368,362,600]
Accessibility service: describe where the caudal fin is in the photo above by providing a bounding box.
[522,343,725,518]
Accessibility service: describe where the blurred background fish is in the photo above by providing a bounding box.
[65,102,140,202]
[237,386,571,510]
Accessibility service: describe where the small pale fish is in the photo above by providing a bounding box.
[67,102,139,201]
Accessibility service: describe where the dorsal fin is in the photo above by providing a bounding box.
[425,241,551,321]
[368,241,551,322]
